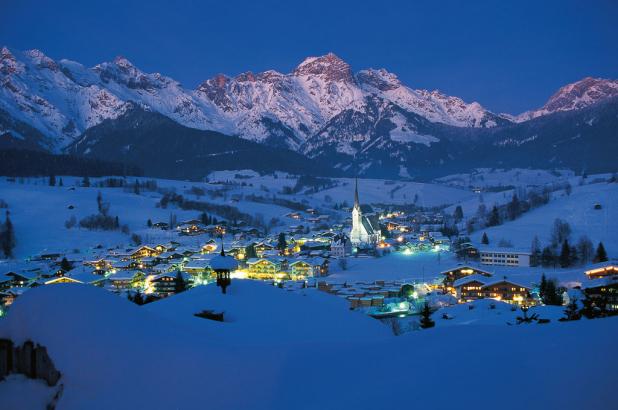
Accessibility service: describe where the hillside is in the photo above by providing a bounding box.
[68,107,337,179]
[470,179,618,255]
[0,283,616,409]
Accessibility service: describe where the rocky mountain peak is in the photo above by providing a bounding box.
[0,46,22,75]
[357,68,401,91]
[235,71,257,82]
[293,52,354,83]
[514,76,618,122]
[1,46,14,60]
[543,77,618,112]
[23,49,58,71]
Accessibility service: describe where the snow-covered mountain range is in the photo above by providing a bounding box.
[2,46,618,178]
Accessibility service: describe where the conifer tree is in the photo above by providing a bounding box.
[0,211,15,258]
[419,302,435,329]
[559,240,571,268]
[530,236,542,267]
[542,279,562,306]
[60,257,73,272]
[594,242,608,263]
[58,178,64,187]
[147,219,153,228]
[277,232,287,251]
[481,232,489,245]
[506,194,521,220]
[453,206,464,222]
[174,271,187,294]
[487,206,501,227]
[539,273,547,299]
[49,174,56,186]
[245,243,257,259]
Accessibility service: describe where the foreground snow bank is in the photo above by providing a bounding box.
[144,280,389,346]
[0,284,616,410]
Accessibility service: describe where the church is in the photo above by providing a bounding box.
[349,179,380,247]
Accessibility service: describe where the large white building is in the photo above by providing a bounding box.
[479,248,531,267]
[349,179,380,247]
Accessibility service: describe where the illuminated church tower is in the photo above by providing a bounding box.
[349,179,379,247]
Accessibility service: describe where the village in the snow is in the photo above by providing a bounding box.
[1,168,617,323]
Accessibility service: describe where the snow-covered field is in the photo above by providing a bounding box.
[0,283,616,410]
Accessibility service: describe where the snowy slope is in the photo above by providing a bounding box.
[0,283,616,409]
[470,180,618,256]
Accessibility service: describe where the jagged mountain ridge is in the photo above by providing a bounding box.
[1,47,509,152]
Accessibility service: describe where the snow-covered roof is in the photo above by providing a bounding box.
[481,278,531,289]
[453,274,492,288]
[209,253,238,271]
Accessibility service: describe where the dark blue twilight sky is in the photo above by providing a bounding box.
[1,0,617,114]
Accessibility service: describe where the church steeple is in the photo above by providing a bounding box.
[354,178,360,210]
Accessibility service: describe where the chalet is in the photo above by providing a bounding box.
[129,245,159,260]
[157,251,185,261]
[301,240,330,252]
[583,276,618,311]
[289,260,313,277]
[152,222,169,230]
[584,263,618,280]
[441,265,492,288]
[151,263,179,274]
[148,272,190,296]
[84,258,113,272]
[330,233,352,258]
[139,257,158,268]
[175,247,196,257]
[106,270,145,291]
[385,221,402,231]
[44,276,83,285]
[34,253,62,261]
[246,258,286,279]
[201,240,218,254]
[184,259,213,275]
[0,288,26,306]
[481,279,531,304]
[2,271,37,288]
[177,222,205,236]
[255,242,275,256]
[455,243,479,259]
[453,275,492,302]
[111,260,140,270]
[308,257,329,277]
[0,274,12,290]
